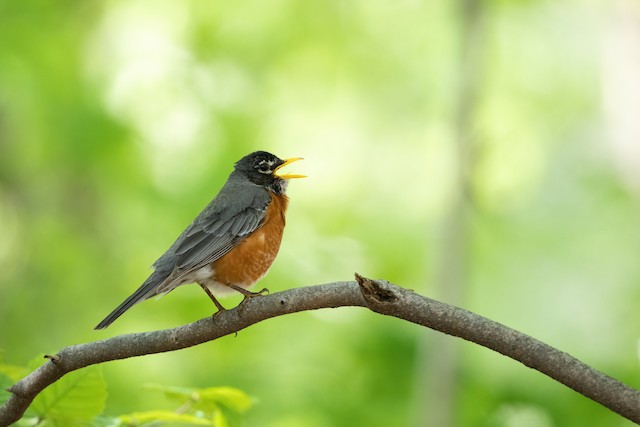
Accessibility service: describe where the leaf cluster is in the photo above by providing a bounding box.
[1,356,252,427]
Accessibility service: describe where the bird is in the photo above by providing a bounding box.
[95,151,305,329]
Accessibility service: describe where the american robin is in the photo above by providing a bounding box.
[95,151,305,329]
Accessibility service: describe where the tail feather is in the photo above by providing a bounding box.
[94,272,169,330]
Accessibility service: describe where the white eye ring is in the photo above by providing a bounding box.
[256,160,273,174]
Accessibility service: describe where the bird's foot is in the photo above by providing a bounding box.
[241,287,269,302]
[199,283,227,315]
[228,284,269,302]
[211,307,227,319]
[237,289,269,315]
[252,287,270,297]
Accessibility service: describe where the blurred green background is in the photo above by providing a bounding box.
[1,0,640,426]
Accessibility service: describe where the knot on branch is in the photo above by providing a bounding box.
[355,273,398,304]
[44,354,62,364]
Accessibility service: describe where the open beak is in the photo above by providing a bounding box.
[274,157,306,179]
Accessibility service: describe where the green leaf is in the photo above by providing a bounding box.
[144,384,253,427]
[146,384,253,416]
[14,416,40,427]
[92,415,121,427]
[213,410,228,427]
[145,384,196,403]
[118,410,216,426]
[199,387,252,412]
[30,365,107,424]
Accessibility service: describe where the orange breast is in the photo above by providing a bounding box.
[211,193,288,287]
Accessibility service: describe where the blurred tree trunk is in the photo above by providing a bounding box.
[603,0,640,193]
[418,1,484,426]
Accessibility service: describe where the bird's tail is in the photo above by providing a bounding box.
[94,272,167,330]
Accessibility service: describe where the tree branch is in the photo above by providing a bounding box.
[1,276,639,426]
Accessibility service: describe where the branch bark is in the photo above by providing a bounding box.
[1,276,639,426]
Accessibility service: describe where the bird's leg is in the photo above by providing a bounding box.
[227,284,269,302]
[199,283,226,315]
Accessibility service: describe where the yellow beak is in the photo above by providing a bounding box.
[274,157,307,179]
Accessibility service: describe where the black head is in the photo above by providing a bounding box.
[234,151,305,193]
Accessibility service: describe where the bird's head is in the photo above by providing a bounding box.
[234,151,306,193]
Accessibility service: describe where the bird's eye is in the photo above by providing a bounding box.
[256,160,272,174]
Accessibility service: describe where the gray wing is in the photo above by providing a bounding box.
[172,181,271,274]
[94,178,271,329]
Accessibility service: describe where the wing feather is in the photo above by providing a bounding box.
[94,174,272,329]
[173,183,270,274]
